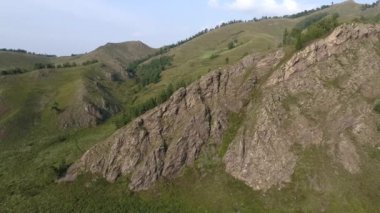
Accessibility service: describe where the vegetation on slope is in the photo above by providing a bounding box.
[0,48,57,57]
[0,51,52,70]
[1,1,380,212]
[219,112,245,157]
[375,100,380,114]
[283,13,340,50]
[136,56,173,86]
[0,67,28,75]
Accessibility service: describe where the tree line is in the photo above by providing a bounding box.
[0,67,28,76]
[361,1,380,10]
[127,56,173,86]
[1,60,99,76]
[283,13,339,50]
[0,48,56,57]
[284,5,331,19]
[34,60,98,70]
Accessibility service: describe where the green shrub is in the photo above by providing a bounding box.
[34,63,46,69]
[51,160,71,178]
[51,101,63,113]
[209,53,219,59]
[46,63,55,69]
[219,112,244,157]
[228,41,235,49]
[82,59,98,66]
[374,100,380,114]
[62,62,77,68]
[225,57,230,64]
[0,67,28,75]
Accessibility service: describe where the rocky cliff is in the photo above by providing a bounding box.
[62,24,380,192]
[225,23,380,191]
[61,49,283,190]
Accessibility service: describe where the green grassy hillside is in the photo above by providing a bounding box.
[0,51,53,70]
[132,1,380,104]
[51,41,158,72]
[0,40,157,141]
[0,1,379,212]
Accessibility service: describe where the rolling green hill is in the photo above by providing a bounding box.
[131,0,380,104]
[0,1,380,212]
[0,51,53,70]
[0,40,156,143]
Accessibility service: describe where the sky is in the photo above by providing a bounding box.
[0,0,376,56]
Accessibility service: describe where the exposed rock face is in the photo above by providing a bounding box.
[64,24,380,192]
[224,24,380,191]
[59,82,120,129]
[62,51,283,190]
[60,99,119,129]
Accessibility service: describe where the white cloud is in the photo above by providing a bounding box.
[208,0,220,8]
[210,0,310,16]
[229,0,255,11]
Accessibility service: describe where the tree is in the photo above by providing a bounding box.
[295,35,303,50]
[228,41,235,49]
[225,57,230,64]
[283,28,289,45]
[34,63,46,69]
[46,63,55,69]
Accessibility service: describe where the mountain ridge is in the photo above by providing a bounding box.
[1,2,380,211]
[63,24,380,196]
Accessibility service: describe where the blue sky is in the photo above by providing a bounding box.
[0,0,375,55]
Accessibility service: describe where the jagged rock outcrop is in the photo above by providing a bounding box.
[61,51,284,190]
[63,24,380,193]
[224,24,380,191]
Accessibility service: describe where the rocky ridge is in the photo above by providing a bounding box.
[63,24,380,192]
[62,50,283,190]
[225,23,380,191]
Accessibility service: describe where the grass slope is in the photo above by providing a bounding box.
[0,1,379,212]
[0,51,52,70]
